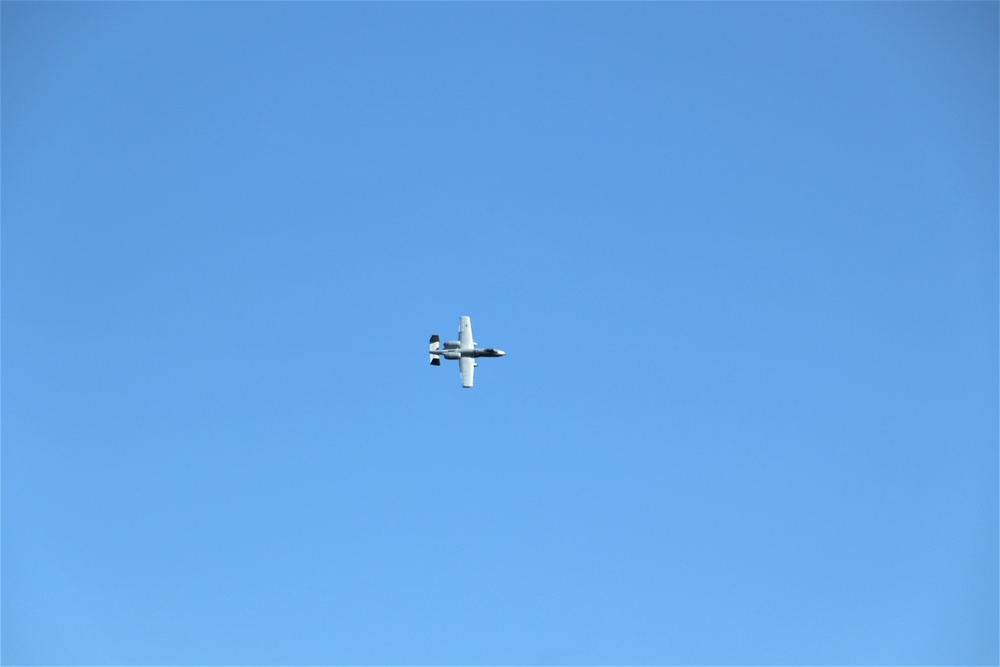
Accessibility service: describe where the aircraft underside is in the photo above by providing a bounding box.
[428,316,505,388]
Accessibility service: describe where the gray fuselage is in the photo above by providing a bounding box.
[430,342,505,361]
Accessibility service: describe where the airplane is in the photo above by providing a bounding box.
[429,316,505,388]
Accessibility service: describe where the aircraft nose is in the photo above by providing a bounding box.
[498,350,506,356]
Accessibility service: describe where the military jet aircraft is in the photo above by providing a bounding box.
[429,316,505,388]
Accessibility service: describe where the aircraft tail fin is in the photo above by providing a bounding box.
[429,335,441,365]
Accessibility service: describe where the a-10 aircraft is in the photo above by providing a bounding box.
[429,316,505,388]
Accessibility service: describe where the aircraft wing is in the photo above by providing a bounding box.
[459,356,475,388]
[459,316,474,349]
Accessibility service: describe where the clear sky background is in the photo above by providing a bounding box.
[2,2,997,665]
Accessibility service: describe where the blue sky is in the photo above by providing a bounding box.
[2,2,997,664]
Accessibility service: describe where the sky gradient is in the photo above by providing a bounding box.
[3,2,998,664]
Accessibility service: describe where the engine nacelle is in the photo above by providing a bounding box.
[443,341,461,349]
